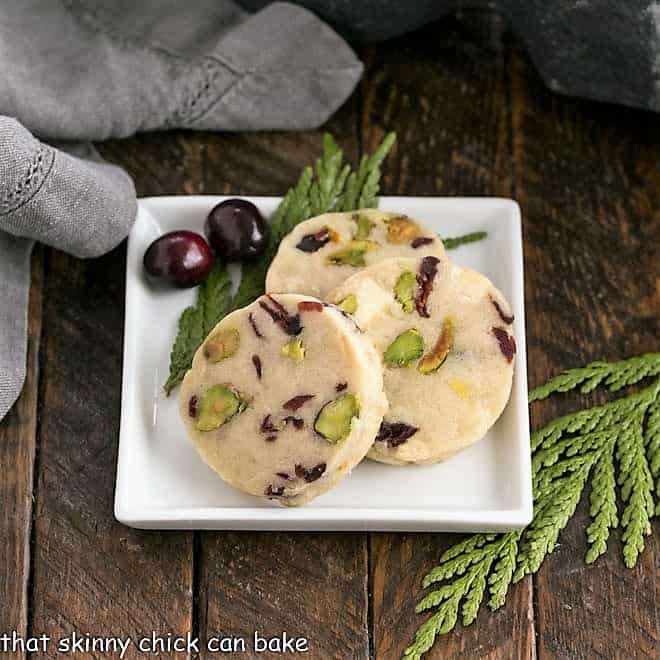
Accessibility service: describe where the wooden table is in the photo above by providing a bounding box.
[1,11,657,660]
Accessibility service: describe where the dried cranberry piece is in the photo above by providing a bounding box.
[411,236,434,249]
[261,414,279,434]
[276,472,292,480]
[188,395,199,418]
[249,312,263,338]
[265,485,285,496]
[283,416,305,430]
[375,421,419,448]
[296,228,332,253]
[283,394,315,411]
[492,327,516,362]
[295,463,326,482]
[335,381,348,392]
[252,354,262,379]
[259,295,302,336]
[415,256,440,318]
[298,300,324,313]
[265,435,278,442]
[490,296,514,324]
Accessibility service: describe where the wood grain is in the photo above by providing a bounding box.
[195,101,371,660]
[27,136,206,659]
[510,31,659,660]
[362,13,535,660]
[0,248,43,651]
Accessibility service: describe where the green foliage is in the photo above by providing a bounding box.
[164,132,396,392]
[405,354,660,659]
[441,231,488,250]
[163,261,232,394]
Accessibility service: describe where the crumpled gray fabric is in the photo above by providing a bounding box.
[0,0,363,420]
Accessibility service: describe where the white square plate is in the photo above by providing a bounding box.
[116,196,532,531]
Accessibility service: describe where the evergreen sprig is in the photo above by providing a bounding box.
[442,231,488,250]
[404,353,660,660]
[164,132,396,392]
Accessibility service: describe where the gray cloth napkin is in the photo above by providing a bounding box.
[0,0,362,420]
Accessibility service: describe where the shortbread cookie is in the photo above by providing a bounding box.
[179,294,388,505]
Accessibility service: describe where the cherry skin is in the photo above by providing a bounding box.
[205,199,268,261]
[143,231,213,288]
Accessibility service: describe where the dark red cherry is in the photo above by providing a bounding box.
[205,199,268,261]
[143,231,213,288]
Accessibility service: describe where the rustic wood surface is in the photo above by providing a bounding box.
[1,10,658,660]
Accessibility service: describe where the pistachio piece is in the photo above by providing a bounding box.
[281,338,305,362]
[353,213,376,240]
[394,271,415,313]
[385,215,420,243]
[196,384,247,432]
[418,317,455,374]
[337,293,358,315]
[383,329,424,367]
[203,328,240,362]
[326,241,376,267]
[314,393,360,444]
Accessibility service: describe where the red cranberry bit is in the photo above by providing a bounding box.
[283,416,305,430]
[335,381,348,392]
[375,421,419,448]
[298,300,324,313]
[276,472,293,480]
[283,394,315,411]
[252,354,262,379]
[411,236,434,249]
[265,484,285,496]
[261,414,279,434]
[296,228,332,253]
[492,327,516,362]
[249,312,263,338]
[259,295,303,336]
[188,395,199,418]
[265,435,277,442]
[295,463,327,482]
[490,296,514,324]
[415,256,440,318]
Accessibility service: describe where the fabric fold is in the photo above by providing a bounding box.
[0,0,363,420]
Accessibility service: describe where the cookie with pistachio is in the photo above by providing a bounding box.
[179,293,388,505]
[265,209,445,299]
[328,256,516,464]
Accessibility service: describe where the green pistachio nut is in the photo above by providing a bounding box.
[337,294,358,315]
[281,338,306,362]
[385,216,420,243]
[383,329,424,367]
[326,241,376,267]
[196,384,247,432]
[314,393,361,444]
[394,271,415,313]
[418,317,455,374]
[203,328,240,362]
[353,213,376,240]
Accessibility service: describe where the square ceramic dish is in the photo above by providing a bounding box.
[115,196,532,531]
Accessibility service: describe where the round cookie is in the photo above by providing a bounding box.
[179,293,388,506]
[327,256,516,464]
[266,209,446,299]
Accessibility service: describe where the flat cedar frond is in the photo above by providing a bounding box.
[529,353,660,401]
[406,354,660,659]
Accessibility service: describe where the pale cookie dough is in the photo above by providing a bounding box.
[265,209,446,299]
[327,256,516,464]
[179,293,388,505]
